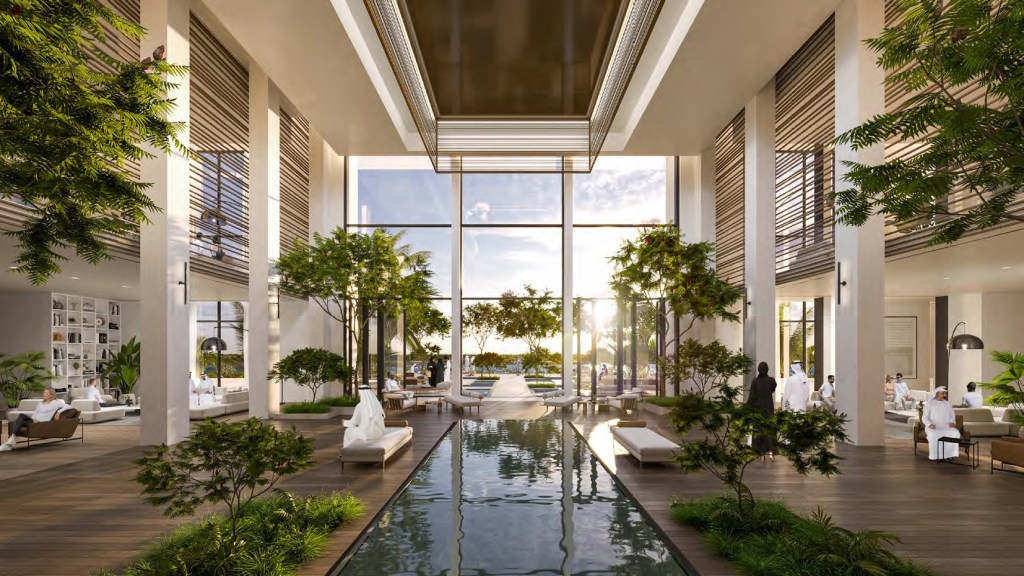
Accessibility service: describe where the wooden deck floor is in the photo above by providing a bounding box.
[0,403,1021,576]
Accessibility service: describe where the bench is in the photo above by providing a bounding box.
[339,419,413,469]
[543,394,581,412]
[610,421,680,467]
[444,392,483,415]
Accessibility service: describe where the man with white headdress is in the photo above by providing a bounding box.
[923,386,960,460]
[782,362,810,412]
[343,386,386,448]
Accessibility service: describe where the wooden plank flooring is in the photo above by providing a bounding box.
[0,403,1021,576]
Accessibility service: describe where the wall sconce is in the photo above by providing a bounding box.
[836,262,848,305]
[743,287,752,320]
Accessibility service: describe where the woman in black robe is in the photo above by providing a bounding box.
[747,361,777,460]
[426,358,438,387]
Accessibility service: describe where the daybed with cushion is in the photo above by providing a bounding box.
[991,436,1024,474]
[9,398,125,424]
[610,421,680,467]
[954,408,1011,437]
[339,419,413,469]
[444,392,484,415]
[8,408,82,449]
[542,392,581,412]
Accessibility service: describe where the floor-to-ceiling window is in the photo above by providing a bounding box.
[778,300,816,384]
[195,301,246,389]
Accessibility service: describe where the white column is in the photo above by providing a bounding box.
[139,0,191,446]
[562,172,573,393]
[247,66,281,418]
[679,152,717,344]
[309,131,346,356]
[743,80,777,380]
[834,0,885,446]
[451,173,463,395]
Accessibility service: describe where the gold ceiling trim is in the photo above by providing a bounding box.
[364,0,664,173]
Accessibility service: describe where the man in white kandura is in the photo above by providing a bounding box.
[343,386,385,448]
[782,362,810,412]
[893,373,913,410]
[923,386,960,461]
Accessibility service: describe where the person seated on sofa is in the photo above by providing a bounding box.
[884,375,895,401]
[384,371,414,399]
[0,387,67,451]
[84,378,110,407]
[197,373,214,395]
[893,373,913,410]
[961,382,983,408]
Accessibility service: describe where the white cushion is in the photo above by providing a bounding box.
[340,427,413,462]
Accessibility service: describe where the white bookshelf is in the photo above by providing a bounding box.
[51,293,122,392]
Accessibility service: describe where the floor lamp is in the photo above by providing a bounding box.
[946,321,984,388]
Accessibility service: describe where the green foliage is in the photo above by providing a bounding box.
[134,419,315,562]
[663,338,751,398]
[671,384,847,512]
[609,226,742,338]
[672,496,936,576]
[0,0,189,283]
[0,351,53,408]
[198,352,244,379]
[268,347,352,403]
[980,350,1024,428]
[102,491,364,576]
[527,382,557,389]
[280,402,332,414]
[102,336,140,395]
[473,352,505,376]
[463,301,502,354]
[833,0,1024,244]
[642,396,679,408]
[496,285,562,354]
[520,347,558,378]
[318,395,360,407]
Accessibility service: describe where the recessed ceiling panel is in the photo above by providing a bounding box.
[402,0,625,117]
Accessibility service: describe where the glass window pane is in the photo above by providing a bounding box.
[350,162,453,225]
[463,228,562,297]
[196,302,219,322]
[353,227,453,297]
[462,173,562,224]
[573,156,668,225]
[572,227,642,298]
[219,301,244,322]
[404,300,452,382]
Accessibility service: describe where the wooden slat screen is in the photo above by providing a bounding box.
[774,15,835,284]
[715,111,745,288]
[188,14,250,285]
[279,106,310,256]
[882,0,1016,256]
[0,0,142,261]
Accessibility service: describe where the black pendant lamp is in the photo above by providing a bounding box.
[200,337,228,352]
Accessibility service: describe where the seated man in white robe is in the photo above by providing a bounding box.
[343,386,386,448]
[923,386,960,461]
[782,362,810,412]
[893,373,913,410]
[383,371,414,400]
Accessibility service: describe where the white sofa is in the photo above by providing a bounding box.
[611,421,680,466]
[885,389,929,411]
[8,398,125,424]
[339,420,413,468]
[189,389,249,420]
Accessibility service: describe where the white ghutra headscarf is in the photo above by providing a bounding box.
[343,386,386,447]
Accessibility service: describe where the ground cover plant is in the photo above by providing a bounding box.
[672,495,935,576]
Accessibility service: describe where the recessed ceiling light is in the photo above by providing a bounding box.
[121,285,131,289]
[941,276,950,280]
[70,276,80,280]
[1002,266,1013,270]
[7,266,16,270]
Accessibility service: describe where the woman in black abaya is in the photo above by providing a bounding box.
[747,361,777,461]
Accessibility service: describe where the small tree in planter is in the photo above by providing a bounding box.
[0,352,54,413]
[102,337,140,400]
[981,350,1024,436]
[521,347,557,380]
[664,339,751,399]
[268,348,353,404]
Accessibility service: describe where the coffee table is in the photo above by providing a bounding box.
[939,437,979,469]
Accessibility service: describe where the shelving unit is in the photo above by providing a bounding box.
[51,293,122,392]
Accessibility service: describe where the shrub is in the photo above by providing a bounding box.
[103,491,364,576]
[642,396,679,408]
[281,402,333,414]
[473,352,504,376]
[318,395,360,407]
[268,348,352,403]
[527,382,557,389]
[672,495,936,576]
[134,419,314,563]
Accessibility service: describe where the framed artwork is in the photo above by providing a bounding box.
[884,316,918,379]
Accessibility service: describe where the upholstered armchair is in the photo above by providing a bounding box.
[913,414,969,456]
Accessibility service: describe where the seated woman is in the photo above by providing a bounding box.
[884,375,895,402]
[84,378,110,407]
[0,387,67,451]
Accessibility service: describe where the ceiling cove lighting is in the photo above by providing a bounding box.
[365,0,664,173]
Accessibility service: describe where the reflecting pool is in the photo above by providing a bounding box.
[332,419,690,575]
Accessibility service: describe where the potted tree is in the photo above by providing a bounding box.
[269,348,354,419]
[0,352,54,420]
[103,337,141,405]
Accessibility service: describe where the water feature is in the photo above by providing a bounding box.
[331,419,691,575]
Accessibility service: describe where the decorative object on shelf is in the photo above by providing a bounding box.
[68,315,78,324]
[108,322,119,330]
[83,302,94,312]
[109,303,120,315]
[72,361,81,371]
[52,332,65,342]
[52,299,64,310]
[69,301,79,311]
[95,315,106,327]
[99,333,107,344]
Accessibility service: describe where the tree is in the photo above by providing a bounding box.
[473,351,503,376]
[833,0,1024,244]
[496,285,562,354]
[268,348,352,403]
[0,0,188,283]
[981,350,1024,430]
[521,347,557,379]
[0,351,53,408]
[134,418,314,564]
[276,228,439,381]
[464,301,501,354]
[664,339,751,398]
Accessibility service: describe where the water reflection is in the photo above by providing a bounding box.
[334,420,688,575]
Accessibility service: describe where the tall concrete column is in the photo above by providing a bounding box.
[743,81,777,380]
[451,173,463,395]
[247,66,281,418]
[679,152,718,344]
[309,131,346,357]
[139,0,191,446]
[562,172,574,392]
[834,0,886,446]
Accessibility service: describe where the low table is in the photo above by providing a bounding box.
[121,405,140,416]
[415,396,443,413]
[939,437,980,469]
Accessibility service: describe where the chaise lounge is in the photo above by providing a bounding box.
[339,419,413,469]
[542,391,581,412]
[444,392,484,415]
[610,420,680,467]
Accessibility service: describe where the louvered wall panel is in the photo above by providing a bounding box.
[0,0,142,262]
[882,0,1016,256]
[188,14,250,286]
[279,106,310,256]
[775,16,835,284]
[715,111,745,289]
